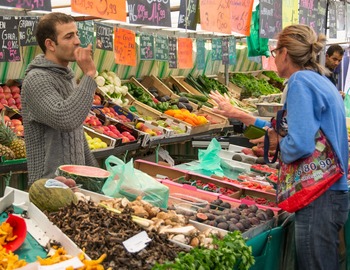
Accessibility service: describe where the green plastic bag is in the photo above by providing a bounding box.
[344,93,350,117]
[190,138,224,177]
[102,156,169,208]
[247,4,270,57]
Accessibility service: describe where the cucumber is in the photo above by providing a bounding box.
[191,95,208,102]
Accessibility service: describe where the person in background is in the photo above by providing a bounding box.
[21,12,98,185]
[212,24,349,270]
[325,44,344,88]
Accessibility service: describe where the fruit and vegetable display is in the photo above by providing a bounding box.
[0,112,26,160]
[94,71,129,106]
[0,85,21,111]
[96,106,132,123]
[164,109,208,126]
[134,121,164,137]
[84,115,137,143]
[229,73,281,99]
[183,199,274,233]
[85,132,109,150]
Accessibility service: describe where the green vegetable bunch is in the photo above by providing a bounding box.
[229,73,281,99]
[152,231,255,270]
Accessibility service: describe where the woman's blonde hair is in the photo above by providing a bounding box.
[277,24,329,75]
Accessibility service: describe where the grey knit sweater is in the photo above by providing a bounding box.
[22,54,98,184]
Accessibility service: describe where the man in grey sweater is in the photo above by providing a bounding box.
[22,12,98,185]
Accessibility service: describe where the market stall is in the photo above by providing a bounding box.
[0,0,349,269]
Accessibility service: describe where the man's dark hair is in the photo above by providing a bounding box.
[35,12,75,53]
[326,44,344,57]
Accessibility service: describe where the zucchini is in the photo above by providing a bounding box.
[191,95,208,102]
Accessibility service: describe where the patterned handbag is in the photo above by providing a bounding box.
[264,110,344,213]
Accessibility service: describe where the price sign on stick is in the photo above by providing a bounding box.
[178,38,193,69]
[222,37,229,65]
[196,39,205,70]
[19,16,38,46]
[77,21,94,48]
[72,0,126,21]
[140,34,155,60]
[95,22,113,51]
[155,36,169,61]
[0,16,20,62]
[211,38,222,61]
[168,37,177,69]
[114,28,136,67]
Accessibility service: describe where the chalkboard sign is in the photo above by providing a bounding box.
[178,0,199,30]
[259,0,282,39]
[317,0,327,35]
[196,39,205,70]
[155,36,168,61]
[299,0,318,33]
[168,37,177,69]
[127,0,171,27]
[95,22,113,51]
[0,16,20,62]
[140,34,155,60]
[77,21,94,48]
[328,2,337,39]
[0,0,51,11]
[336,2,345,31]
[18,16,38,46]
[229,37,236,66]
[211,38,222,61]
[222,37,229,65]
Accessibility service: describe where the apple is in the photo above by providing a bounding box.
[12,93,20,99]
[10,86,20,94]
[15,97,21,105]
[7,98,16,106]
[0,93,5,99]
[0,98,8,105]
[11,119,22,126]
[135,122,144,130]
[0,86,3,93]
[4,93,12,100]
[3,86,11,93]
[10,105,18,110]
[121,137,130,143]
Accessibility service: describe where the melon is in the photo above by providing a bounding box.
[29,179,78,213]
[56,165,110,193]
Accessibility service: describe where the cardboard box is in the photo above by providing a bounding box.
[2,187,85,257]
[83,126,117,150]
[134,159,188,180]
[161,179,220,202]
[181,172,242,199]
[127,100,162,121]
[140,75,174,97]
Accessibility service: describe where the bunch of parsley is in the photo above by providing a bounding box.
[152,231,255,270]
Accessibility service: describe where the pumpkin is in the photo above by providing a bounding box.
[29,178,78,213]
[56,165,110,193]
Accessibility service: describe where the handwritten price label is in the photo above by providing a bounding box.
[168,37,177,69]
[178,0,199,30]
[95,22,113,51]
[128,0,171,27]
[155,36,169,61]
[140,34,155,60]
[0,0,51,10]
[178,38,193,69]
[200,0,231,34]
[230,0,254,36]
[196,39,205,70]
[72,0,126,21]
[77,21,94,48]
[114,28,136,66]
[0,16,20,62]
[259,0,282,39]
[19,16,38,46]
